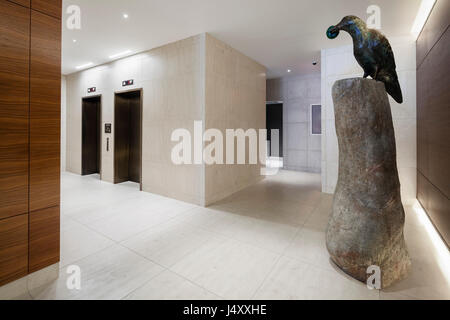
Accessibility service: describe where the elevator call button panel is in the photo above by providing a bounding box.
[105,123,112,134]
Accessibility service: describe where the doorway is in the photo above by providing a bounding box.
[266,103,283,157]
[114,90,142,186]
[82,96,101,176]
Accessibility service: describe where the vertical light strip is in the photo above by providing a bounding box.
[411,0,436,39]
[413,200,450,285]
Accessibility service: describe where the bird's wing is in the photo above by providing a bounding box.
[373,34,397,70]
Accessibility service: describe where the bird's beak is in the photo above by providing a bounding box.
[333,22,343,32]
[330,26,339,34]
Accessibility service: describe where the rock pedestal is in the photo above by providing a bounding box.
[326,78,411,289]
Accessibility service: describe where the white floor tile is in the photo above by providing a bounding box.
[254,256,379,300]
[284,227,335,271]
[170,237,280,299]
[124,270,221,300]
[60,219,114,268]
[88,201,185,242]
[121,218,217,268]
[30,244,164,300]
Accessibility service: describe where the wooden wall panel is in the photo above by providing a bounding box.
[417,172,450,245]
[417,0,450,68]
[7,0,30,7]
[0,0,30,220]
[30,10,61,212]
[417,28,450,197]
[0,214,28,286]
[417,170,429,210]
[29,206,59,273]
[31,0,61,19]
[0,0,61,287]
[417,0,450,247]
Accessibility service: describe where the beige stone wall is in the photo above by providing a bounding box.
[65,33,266,206]
[66,35,205,205]
[204,34,266,205]
[66,72,82,176]
[140,35,205,205]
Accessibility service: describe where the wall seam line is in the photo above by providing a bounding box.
[27,5,31,275]
[417,24,449,70]
[417,169,449,200]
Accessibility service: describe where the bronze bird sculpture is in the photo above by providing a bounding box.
[327,15,403,104]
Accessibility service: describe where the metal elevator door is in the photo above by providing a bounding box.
[114,91,141,184]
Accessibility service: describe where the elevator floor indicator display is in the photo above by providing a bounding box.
[122,79,134,86]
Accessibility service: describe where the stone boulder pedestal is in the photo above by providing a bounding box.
[326,78,411,289]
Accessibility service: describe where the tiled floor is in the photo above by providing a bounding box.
[24,170,450,300]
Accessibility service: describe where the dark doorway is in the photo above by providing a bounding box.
[114,90,142,185]
[82,96,101,176]
[266,103,283,157]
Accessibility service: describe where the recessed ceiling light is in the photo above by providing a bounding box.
[123,13,129,19]
[411,0,436,39]
[109,50,132,59]
[76,62,94,70]
[72,39,77,43]
[287,69,292,73]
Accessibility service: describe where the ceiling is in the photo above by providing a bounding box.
[62,0,422,78]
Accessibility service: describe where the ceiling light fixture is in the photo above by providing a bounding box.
[287,69,292,73]
[109,50,132,59]
[123,13,129,19]
[411,0,436,39]
[72,39,77,43]
[75,62,94,70]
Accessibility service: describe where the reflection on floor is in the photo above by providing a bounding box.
[20,170,450,300]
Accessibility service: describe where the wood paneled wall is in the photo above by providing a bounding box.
[31,0,62,19]
[30,10,61,212]
[0,215,28,286]
[417,0,450,247]
[0,1,30,221]
[8,0,30,7]
[0,0,61,286]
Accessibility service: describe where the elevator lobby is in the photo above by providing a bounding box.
[0,0,449,303]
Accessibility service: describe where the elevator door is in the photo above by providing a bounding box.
[82,97,101,175]
[114,91,142,184]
